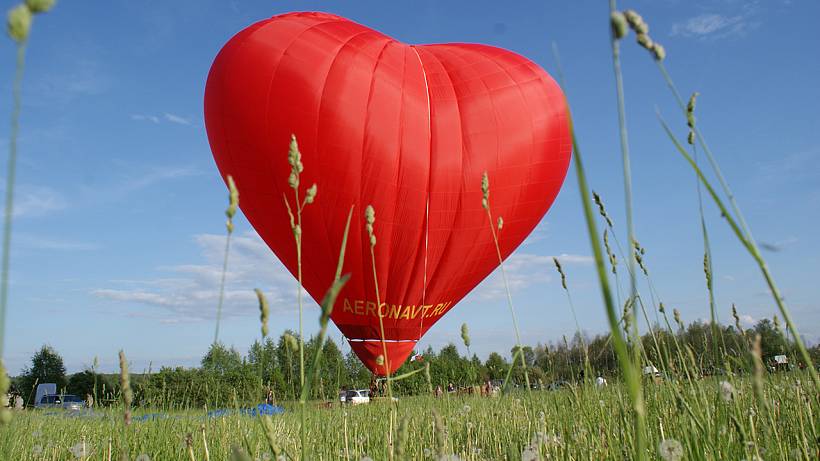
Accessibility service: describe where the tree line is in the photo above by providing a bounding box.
[9,319,818,409]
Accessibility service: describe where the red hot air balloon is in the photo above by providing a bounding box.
[204,12,571,376]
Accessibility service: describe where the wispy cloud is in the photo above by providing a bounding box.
[10,185,68,218]
[16,234,101,251]
[130,114,160,124]
[478,252,592,300]
[130,113,193,126]
[30,59,110,105]
[670,4,760,39]
[92,231,300,323]
[163,113,192,125]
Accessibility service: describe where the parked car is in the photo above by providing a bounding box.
[343,389,370,405]
[35,394,85,411]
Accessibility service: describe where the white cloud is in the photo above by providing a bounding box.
[739,314,757,326]
[92,231,303,323]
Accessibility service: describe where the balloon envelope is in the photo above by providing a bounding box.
[204,12,571,375]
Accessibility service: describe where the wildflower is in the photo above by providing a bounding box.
[657,439,684,461]
[610,11,628,39]
[360,457,374,461]
[719,381,735,402]
[6,4,31,42]
[136,455,151,461]
[462,404,471,414]
[438,456,462,461]
[32,445,43,456]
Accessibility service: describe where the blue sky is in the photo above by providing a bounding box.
[1,0,818,374]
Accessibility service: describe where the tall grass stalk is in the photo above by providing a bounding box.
[299,207,353,459]
[481,172,530,393]
[364,205,394,405]
[657,114,820,390]
[553,41,646,459]
[213,175,238,345]
[283,135,317,393]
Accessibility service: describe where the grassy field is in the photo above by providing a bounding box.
[3,2,820,461]
[1,374,816,460]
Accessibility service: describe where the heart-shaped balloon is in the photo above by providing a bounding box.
[204,12,571,375]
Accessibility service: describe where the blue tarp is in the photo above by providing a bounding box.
[207,404,285,418]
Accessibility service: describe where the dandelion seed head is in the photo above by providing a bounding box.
[657,439,683,461]
[521,446,538,461]
[719,381,735,402]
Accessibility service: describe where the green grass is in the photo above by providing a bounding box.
[0,374,815,460]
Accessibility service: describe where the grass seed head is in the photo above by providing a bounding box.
[284,333,298,351]
[624,10,648,35]
[731,303,743,332]
[0,360,10,425]
[610,11,629,39]
[118,350,133,426]
[225,175,239,218]
[651,42,666,61]
[636,33,654,50]
[305,183,317,204]
[375,355,384,366]
[481,172,489,209]
[460,323,471,348]
[25,0,55,13]
[553,256,568,289]
[255,288,269,338]
[7,4,31,42]
[497,216,503,231]
[287,134,302,189]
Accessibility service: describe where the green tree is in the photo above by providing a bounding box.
[484,352,508,380]
[66,370,110,401]
[201,342,243,375]
[19,345,67,402]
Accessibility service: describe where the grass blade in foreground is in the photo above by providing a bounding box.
[658,114,820,391]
